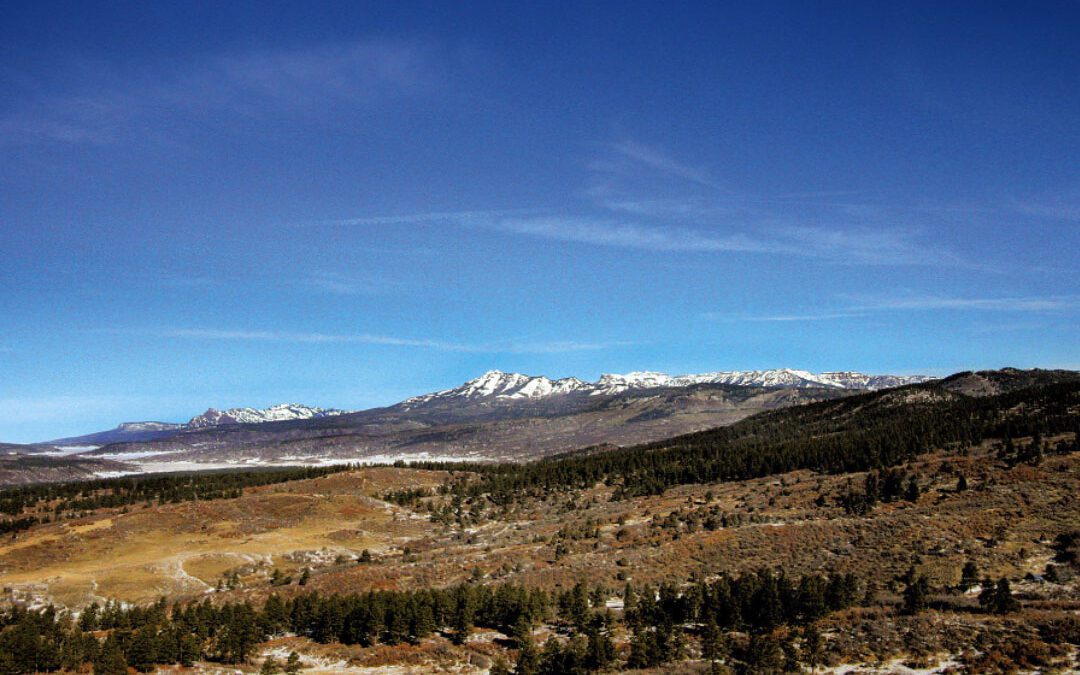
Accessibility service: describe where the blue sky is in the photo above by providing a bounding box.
[2,1,1078,442]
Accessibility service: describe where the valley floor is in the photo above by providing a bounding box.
[2,440,1079,673]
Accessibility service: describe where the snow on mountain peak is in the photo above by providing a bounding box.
[403,371,595,406]
[186,403,348,428]
[403,368,934,406]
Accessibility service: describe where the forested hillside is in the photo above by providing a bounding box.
[1,370,1078,673]
[405,375,1080,502]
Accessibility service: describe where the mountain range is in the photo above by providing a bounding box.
[402,368,931,405]
[49,368,932,447]
[47,404,348,446]
[19,368,927,472]
[3,367,1077,486]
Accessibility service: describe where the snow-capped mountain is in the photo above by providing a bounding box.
[402,368,933,407]
[403,370,592,406]
[186,404,349,428]
[116,422,184,433]
[594,369,933,393]
[47,404,350,446]
[44,370,930,448]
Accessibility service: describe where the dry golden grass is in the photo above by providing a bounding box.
[267,444,1080,604]
[2,448,1079,674]
[0,468,447,605]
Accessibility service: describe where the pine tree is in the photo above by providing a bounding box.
[701,616,727,669]
[510,615,534,649]
[513,635,541,675]
[863,471,880,508]
[178,632,201,667]
[744,632,785,674]
[904,476,921,503]
[449,587,474,645]
[627,628,659,669]
[1025,435,1044,465]
[802,623,824,674]
[260,655,281,674]
[79,602,101,631]
[128,627,159,672]
[285,651,303,674]
[560,581,590,632]
[901,575,930,614]
[980,577,1020,614]
[409,599,436,644]
[94,637,129,675]
[584,613,615,670]
[959,561,979,592]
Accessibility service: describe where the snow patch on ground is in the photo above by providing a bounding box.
[826,656,962,674]
[261,647,350,672]
[95,450,184,461]
[45,445,100,455]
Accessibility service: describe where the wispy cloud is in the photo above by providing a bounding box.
[159,275,222,289]
[1011,199,1080,221]
[335,207,956,266]
[780,226,966,267]
[330,208,770,252]
[609,140,722,189]
[703,311,866,323]
[491,216,770,253]
[297,272,401,297]
[159,271,404,297]
[102,327,620,355]
[706,294,1079,323]
[848,295,1079,312]
[1,39,437,146]
[325,134,971,267]
[332,208,540,226]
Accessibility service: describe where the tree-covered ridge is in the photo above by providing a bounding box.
[0,559,1041,674]
[0,568,865,674]
[0,465,353,523]
[403,378,1080,501]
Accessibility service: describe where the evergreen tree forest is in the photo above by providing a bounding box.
[0,465,354,532]
[403,379,1080,502]
[0,569,869,674]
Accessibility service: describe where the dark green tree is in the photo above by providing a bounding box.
[979,577,1020,614]
[959,561,979,592]
[284,651,303,674]
[94,636,128,675]
[514,634,541,675]
[260,655,281,675]
[802,623,824,673]
[901,575,930,615]
[904,476,921,503]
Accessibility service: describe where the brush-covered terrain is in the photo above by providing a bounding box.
[1,369,1079,673]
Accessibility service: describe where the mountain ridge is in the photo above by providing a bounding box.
[44,368,931,446]
[186,403,348,428]
[401,367,933,406]
[8,367,1075,486]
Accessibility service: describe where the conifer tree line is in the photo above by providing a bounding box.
[0,465,353,525]
[0,568,869,674]
[406,380,1080,502]
[1,564,1024,674]
[0,561,1032,669]
[840,467,922,515]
